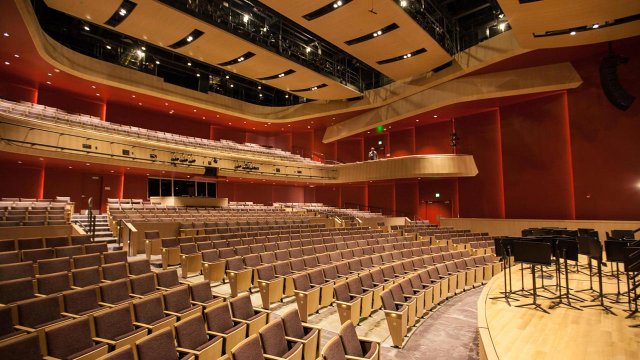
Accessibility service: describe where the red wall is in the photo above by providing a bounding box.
[390,128,415,157]
[568,48,640,220]
[38,88,104,119]
[107,102,209,139]
[0,159,41,199]
[0,82,37,103]
[337,138,364,163]
[456,109,505,218]
[292,131,313,158]
[395,181,419,218]
[315,186,340,207]
[368,183,395,215]
[415,121,452,155]
[500,93,575,219]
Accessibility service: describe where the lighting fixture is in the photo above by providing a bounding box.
[3,32,8,37]
[3,61,9,65]
[592,24,600,29]
[45,81,51,84]
[243,14,249,23]
[106,45,111,49]
[570,31,576,35]
[83,25,90,31]
[400,0,407,8]
[14,54,19,58]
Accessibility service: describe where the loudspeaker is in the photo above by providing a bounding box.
[600,53,635,111]
[197,75,210,93]
[203,167,218,177]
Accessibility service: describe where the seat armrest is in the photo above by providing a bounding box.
[177,347,201,356]
[206,330,226,337]
[264,355,287,360]
[98,302,118,308]
[164,310,183,317]
[93,337,117,346]
[61,312,82,318]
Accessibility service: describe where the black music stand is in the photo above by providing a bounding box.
[549,239,584,311]
[490,237,519,306]
[581,237,616,315]
[513,240,551,314]
[604,239,632,304]
[623,245,640,320]
[576,235,598,294]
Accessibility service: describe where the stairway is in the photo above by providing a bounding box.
[71,214,117,243]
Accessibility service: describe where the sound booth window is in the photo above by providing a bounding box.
[148,177,217,198]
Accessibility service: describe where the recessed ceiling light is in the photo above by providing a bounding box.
[146,173,149,176]
[3,32,8,37]
[48,73,52,76]
[91,85,95,88]
[141,47,146,51]
[53,69,60,72]
[138,102,142,106]
[68,166,73,169]
[155,60,160,64]
[45,81,51,84]
[83,25,90,31]
[187,62,192,66]
[193,109,197,112]
[131,95,136,98]
[228,122,231,125]
[230,84,234,88]
[570,31,577,35]
[217,115,220,118]
[85,163,90,166]
[13,54,19,58]
[433,115,438,118]
[110,170,114,173]
[415,119,419,122]
[4,61,9,65]
[164,103,168,106]
[202,116,205,119]
[39,158,43,160]
[106,45,111,49]
[196,73,200,77]
[592,24,600,29]
[96,93,100,96]
[17,161,22,164]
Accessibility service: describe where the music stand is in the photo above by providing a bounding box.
[604,239,632,304]
[549,239,584,310]
[623,245,640,320]
[513,240,552,314]
[576,235,598,293]
[581,237,616,315]
[490,237,520,305]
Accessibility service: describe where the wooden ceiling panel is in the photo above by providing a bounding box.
[43,0,361,100]
[499,0,640,48]
[259,0,452,81]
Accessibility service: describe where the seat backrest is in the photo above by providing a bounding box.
[94,305,136,340]
[73,253,101,269]
[18,294,61,328]
[63,287,100,315]
[229,294,255,320]
[155,269,179,288]
[135,328,176,360]
[339,321,364,357]
[36,271,71,295]
[0,261,34,281]
[380,290,396,311]
[292,273,311,292]
[333,282,351,302]
[71,266,101,287]
[175,314,210,350]
[189,280,213,303]
[280,309,305,340]
[231,335,265,360]
[321,336,346,360]
[163,285,191,313]
[129,273,156,296]
[37,258,71,275]
[0,331,41,360]
[128,259,151,276]
[259,318,289,357]
[99,279,131,305]
[204,302,234,333]
[133,295,165,325]
[0,277,35,304]
[102,263,129,281]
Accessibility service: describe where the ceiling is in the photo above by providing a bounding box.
[259,0,452,81]
[0,0,638,137]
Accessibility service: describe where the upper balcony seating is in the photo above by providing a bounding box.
[0,98,322,165]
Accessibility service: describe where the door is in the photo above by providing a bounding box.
[79,175,103,213]
[426,200,452,225]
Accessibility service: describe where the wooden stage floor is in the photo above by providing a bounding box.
[478,260,640,359]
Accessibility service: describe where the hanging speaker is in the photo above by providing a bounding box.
[203,167,218,177]
[599,53,635,111]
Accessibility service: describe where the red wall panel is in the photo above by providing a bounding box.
[122,174,148,201]
[212,126,246,143]
[364,134,389,159]
[415,121,452,155]
[568,49,640,220]
[272,185,304,203]
[337,138,363,163]
[0,160,41,199]
[234,183,273,205]
[500,93,574,219]
[368,183,395,215]
[456,109,505,218]
[292,131,313,159]
[107,103,209,139]
[216,182,235,201]
[390,128,415,157]
[38,88,103,119]
[313,130,336,162]
[340,184,366,208]
[395,181,419,219]
[0,82,36,103]
[418,179,457,221]
[314,186,340,207]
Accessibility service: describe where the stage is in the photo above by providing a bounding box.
[478,261,640,360]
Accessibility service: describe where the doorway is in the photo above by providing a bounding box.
[425,200,452,225]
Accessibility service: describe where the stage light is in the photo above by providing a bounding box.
[83,25,90,31]
[243,14,249,23]
[119,8,127,16]
[186,35,193,42]
[400,0,407,8]
[3,32,9,37]
[498,22,507,31]
[435,192,440,198]
[592,24,600,29]
[570,31,576,35]
[106,45,111,49]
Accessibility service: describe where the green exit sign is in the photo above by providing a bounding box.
[377,140,382,145]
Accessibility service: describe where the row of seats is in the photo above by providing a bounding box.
[2,98,321,165]
[144,226,377,260]
[0,234,94,253]
[0,257,154,304]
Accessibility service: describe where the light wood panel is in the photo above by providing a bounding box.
[323,62,583,142]
[42,0,361,100]
[259,0,452,81]
[441,218,640,241]
[150,196,228,207]
[0,111,478,182]
[479,263,640,360]
[498,0,640,49]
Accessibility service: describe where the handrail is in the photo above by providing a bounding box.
[342,202,413,218]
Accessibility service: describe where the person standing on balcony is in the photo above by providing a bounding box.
[368,147,378,161]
